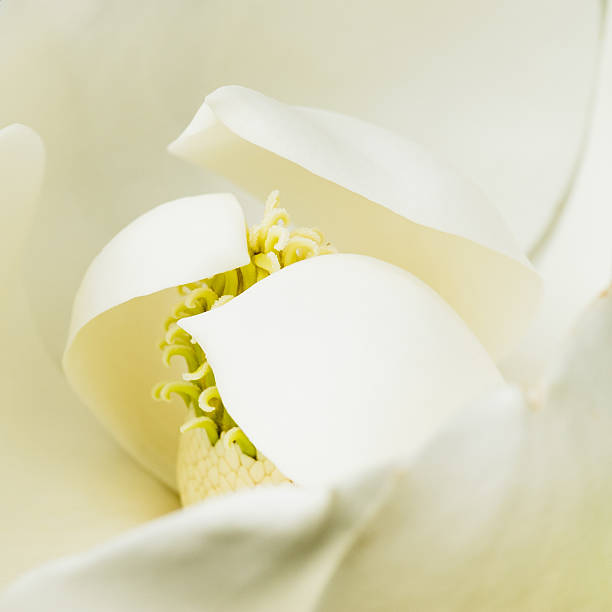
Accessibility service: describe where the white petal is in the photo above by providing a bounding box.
[502,6,612,386]
[63,194,250,488]
[179,254,503,486]
[0,478,392,612]
[318,289,612,610]
[171,86,540,359]
[0,127,179,587]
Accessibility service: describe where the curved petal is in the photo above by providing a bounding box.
[318,289,612,610]
[179,254,503,486]
[170,86,540,358]
[63,194,250,488]
[0,126,179,588]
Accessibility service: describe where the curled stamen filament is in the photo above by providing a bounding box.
[153,381,201,405]
[225,426,257,458]
[180,416,219,445]
[198,386,221,413]
[183,360,212,382]
[162,344,199,371]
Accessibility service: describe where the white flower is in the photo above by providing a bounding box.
[0,1,611,609]
[61,85,537,493]
[3,74,611,609]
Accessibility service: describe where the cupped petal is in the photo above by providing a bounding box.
[317,289,612,610]
[63,194,250,488]
[170,86,540,359]
[179,253,503,487]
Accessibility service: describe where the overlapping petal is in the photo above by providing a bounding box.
[5,289,611,610]
[180,253,503,486]
[170,86,541,359]
[63,194,250,487]
[64,78,542,488]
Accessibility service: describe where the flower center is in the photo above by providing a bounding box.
[153,191,335,503]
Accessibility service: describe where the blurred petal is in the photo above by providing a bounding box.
[502,6,612,386]
[180,254,503,486]
[318,289,612,609]
[0,479,391,612]
[0,0,597,358]
[171,86,540,358]
[63,194,250,488]
[0,126,178,588]
[0,124,44,255]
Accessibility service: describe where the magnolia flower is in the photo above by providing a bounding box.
[1,1,611,609]
[2,68,611,609]
[61,84,541,499]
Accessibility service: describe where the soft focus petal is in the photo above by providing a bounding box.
[0,126,178,587]
[180,254,503,486]
[502,6,612,386]
[0,124,44,253]
[0,1,598,358]
[63,194,250,488]
[171,86,540,358]
[318,289,612,610]
[0,478,392,612]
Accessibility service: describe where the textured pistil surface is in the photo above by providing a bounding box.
[154,192,335,504]
[178,417,289,505]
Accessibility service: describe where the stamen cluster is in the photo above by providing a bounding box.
[153,191,335,459]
